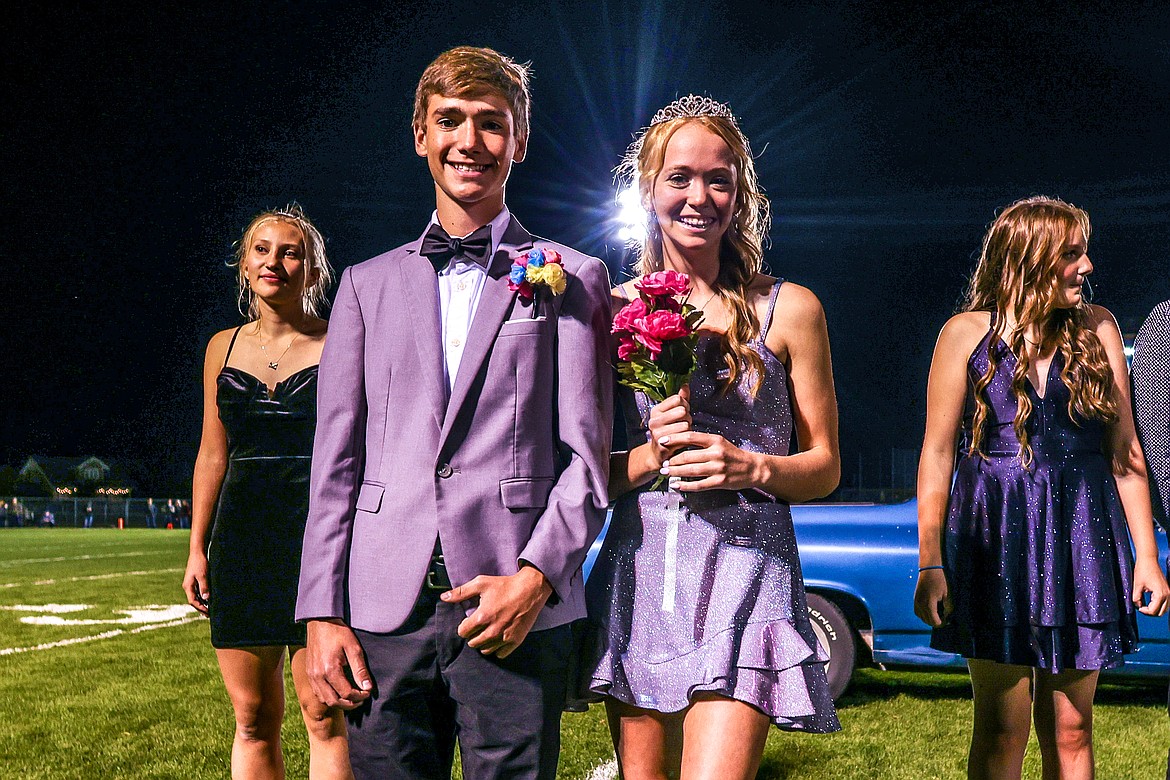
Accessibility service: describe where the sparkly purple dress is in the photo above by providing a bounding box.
[931,318,1139,670]
[586,281,840,732]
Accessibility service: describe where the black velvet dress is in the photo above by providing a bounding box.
[208,334,317,649]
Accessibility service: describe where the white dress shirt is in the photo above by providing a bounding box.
[434,207,512,394]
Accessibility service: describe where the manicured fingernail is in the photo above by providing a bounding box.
[660,466,670,475]
[668,478,682,488]
[658,436,670,445]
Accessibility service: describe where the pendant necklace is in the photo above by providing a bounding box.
[259,329,300,371]
[692,288,718,313]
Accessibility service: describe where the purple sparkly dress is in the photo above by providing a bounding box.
[586,280,840,732]
[931,318,1139,670]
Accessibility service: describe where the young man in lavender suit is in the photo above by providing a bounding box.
[295,47,612,779]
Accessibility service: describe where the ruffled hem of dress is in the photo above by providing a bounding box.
[582,618,840,733]
[931,619,1138,672]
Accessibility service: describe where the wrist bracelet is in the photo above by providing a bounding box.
[918,565,945,573]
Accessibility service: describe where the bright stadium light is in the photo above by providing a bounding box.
[614,186,646,244]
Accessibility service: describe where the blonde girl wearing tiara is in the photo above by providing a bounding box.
[585,96,841,780]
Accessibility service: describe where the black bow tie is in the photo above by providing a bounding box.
[419,223,493,273]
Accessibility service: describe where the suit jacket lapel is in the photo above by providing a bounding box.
[400,232,447,432]
[440,217,534,444]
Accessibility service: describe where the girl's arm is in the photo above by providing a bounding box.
[914,312,986,626]
[664,283,839,502]
[608,387,692,499]
[1093,306,1170,617]
[182,329,233,613]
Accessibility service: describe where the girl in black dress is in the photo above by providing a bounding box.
[183,204,351,779]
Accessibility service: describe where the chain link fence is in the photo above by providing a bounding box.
[0,497,190,529]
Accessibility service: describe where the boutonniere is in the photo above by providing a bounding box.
[508,248,567,302]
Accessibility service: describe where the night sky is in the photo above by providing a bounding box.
[5,1,1169,493]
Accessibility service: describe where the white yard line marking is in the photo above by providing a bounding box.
[22,604,195,625]
[0,551,157,568]
[15,539,157,553]
[0,568,183,588]
[0,616,201,656]
[0,604,90,613]
[582,759,618,780]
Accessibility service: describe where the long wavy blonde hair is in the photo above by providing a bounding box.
[965,196,1117,466]
[231,203,334,320]
[619,114,772,395]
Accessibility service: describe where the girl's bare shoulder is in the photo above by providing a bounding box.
[937,311,991,358]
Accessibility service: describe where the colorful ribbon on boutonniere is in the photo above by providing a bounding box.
[508,248,567,317]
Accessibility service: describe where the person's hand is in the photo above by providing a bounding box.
[305,619,373,709]
[442,566,552,658]
[1133,556,1170,617]
[913,569,952,627]
[647,385,692,470]
[657,430,764,492]
[182,552,210,615]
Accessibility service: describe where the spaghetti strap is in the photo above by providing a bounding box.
[760,279,785,337]
[223,326,244,368]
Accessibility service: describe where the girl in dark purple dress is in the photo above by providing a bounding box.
[914,196,1169,779]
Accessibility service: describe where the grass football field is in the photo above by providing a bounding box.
[0,529,1165,779]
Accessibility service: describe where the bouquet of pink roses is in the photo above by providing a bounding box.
[612,270,705,401]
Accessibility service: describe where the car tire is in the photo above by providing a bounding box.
[806,592,856,700]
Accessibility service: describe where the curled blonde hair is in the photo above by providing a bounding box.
[619,113,772,395]
[231,203,334,320]
[965,196,1117,466]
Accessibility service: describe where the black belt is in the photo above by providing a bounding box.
[425,541,451,591]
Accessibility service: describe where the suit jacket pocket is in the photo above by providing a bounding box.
[355,481,385,513]
[499,318,549,336]
[499,477,555,509]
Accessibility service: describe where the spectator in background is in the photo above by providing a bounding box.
[40,509,54,527]
[178,499,191,529]
[1130,297,1170,773]
[164,499,176,528]
[145,497,158,529]
[83,502,95,529]
[1133,299,1170,534]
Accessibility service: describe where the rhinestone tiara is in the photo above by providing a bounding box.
[650,94,738,127]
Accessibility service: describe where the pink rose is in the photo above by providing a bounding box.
[611,297,649,334]
[635,270,690,297]
[542,248,563,265]
[617,335,639,361]
[640,309,690,341]
[634,330,662,358]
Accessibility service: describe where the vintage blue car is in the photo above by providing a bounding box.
[794,499,1170,698]
[584,499,1170,700]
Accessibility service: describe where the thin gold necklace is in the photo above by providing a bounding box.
[693,289,718,312]
[258,328,300,371]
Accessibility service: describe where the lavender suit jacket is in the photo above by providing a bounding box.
[295,216,612,633]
